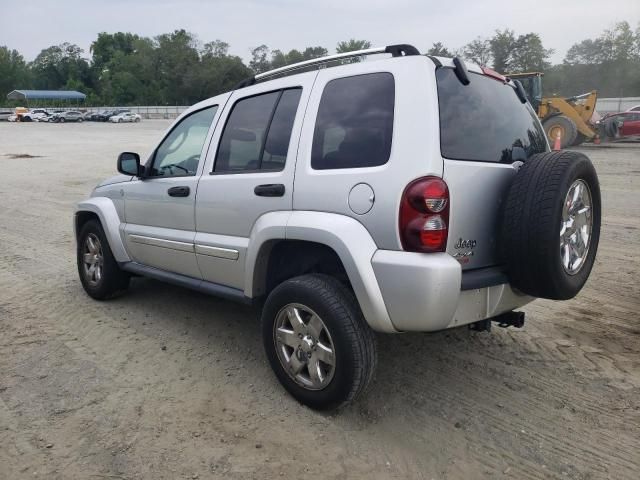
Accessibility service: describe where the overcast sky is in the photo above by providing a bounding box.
[1,0,638,63]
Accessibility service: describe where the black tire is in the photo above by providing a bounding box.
[500,150,601,300]
[60,117,65,123]
[23,116,32,122]
[573,132,588,146]
[543,115,578,148]
[261,274,377,410]
[77,220,130,300]
[604,117,619,138]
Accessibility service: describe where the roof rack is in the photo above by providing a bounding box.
[235,44,420,89]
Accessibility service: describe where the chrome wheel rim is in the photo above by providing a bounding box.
[82,233,104,286]
[274,304,336,390]
[560,179,593,275]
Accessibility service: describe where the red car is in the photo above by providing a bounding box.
[600,111,640,139]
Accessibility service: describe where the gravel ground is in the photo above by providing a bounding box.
[0,121,638,480]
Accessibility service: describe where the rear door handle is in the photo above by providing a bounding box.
[168,186,190,197]
[254,184,285,197]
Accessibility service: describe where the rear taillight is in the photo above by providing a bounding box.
[399,176,449,253]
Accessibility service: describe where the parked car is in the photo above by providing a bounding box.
[88,110,108,121]
[22,109,52,122]
[110,112,142,123]
[598,111,640,139]
[0,110,14,121]
[51,111,85,123]
[626,105,640,112]
[95,109,130,122]
[75,45,602,410]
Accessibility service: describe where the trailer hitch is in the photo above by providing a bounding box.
[494,311,525,328]
[469,311,525,332]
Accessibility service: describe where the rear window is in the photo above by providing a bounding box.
[436,68,547,163]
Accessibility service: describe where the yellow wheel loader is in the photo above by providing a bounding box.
[508,72,598,148]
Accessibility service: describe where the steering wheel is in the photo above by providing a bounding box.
[164,131,188,155]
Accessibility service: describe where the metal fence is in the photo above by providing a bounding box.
[84,105,189,119]
[83,98,640,119]
[596,97,640,114]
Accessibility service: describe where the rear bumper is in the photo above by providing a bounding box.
[371,250,532,332]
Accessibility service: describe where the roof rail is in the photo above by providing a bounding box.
[234,44,420,89]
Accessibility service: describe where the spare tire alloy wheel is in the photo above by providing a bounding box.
[500,150,601,300]
[560,180,593,275]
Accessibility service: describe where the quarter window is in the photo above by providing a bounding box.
[151,106,217,177]
[311,73,395,170]
[214,88,302,173]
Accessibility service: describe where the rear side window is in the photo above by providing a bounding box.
[312,73,394,170]
[436,68,547,163]
[214,88,302,173]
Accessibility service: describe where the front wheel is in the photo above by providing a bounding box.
[77,220,130,300]
[262,274,377,410]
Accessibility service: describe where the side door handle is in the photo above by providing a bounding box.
[167,186,190,197]
[254,184,285,197]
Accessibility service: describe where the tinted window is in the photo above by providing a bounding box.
[262,89,302,170]
[311,73,394,170]
[215,89,301,173]
[151,105,217,177]
[436,68,547,163]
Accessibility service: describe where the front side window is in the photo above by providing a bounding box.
[311,73,395,170]
[151,105,218,177]
[214,88,302,173]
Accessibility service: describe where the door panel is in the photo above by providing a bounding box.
[122,100,227,278]
[195,73,317,289]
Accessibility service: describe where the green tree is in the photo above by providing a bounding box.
[30,43,91,91]
[249,45,271,73]
[336,39,371,53]
[0,46,31,96]
[426,42,452,57]
[463,37,492,66]
[490,29,516,72]
[510,33,553,72]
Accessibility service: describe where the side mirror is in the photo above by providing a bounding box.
[117,152,143,176]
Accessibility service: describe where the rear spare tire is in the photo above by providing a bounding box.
[543,115,577,148]
[500,150,601,300]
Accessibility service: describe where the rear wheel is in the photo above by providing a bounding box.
[60,117,65,123]
[500,150,601,300]
[77,220,130,300]
[543,115,577,148]
[262,274,377,410]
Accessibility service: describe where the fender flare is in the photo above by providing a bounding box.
[75,197,130,263]
[244,211,396,333]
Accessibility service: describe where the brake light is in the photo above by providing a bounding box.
[481,66,507,83]
[399,177,449,252]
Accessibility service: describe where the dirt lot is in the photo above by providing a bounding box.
[0,120,638,479]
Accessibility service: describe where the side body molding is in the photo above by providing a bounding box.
[244,211,397,333]
[75,197,130,263]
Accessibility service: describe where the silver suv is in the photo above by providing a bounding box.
[75,45,601,409]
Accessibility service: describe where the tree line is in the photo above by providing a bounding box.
[0,22,638,107]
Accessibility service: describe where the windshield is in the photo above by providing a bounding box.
[436,68,547,163]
